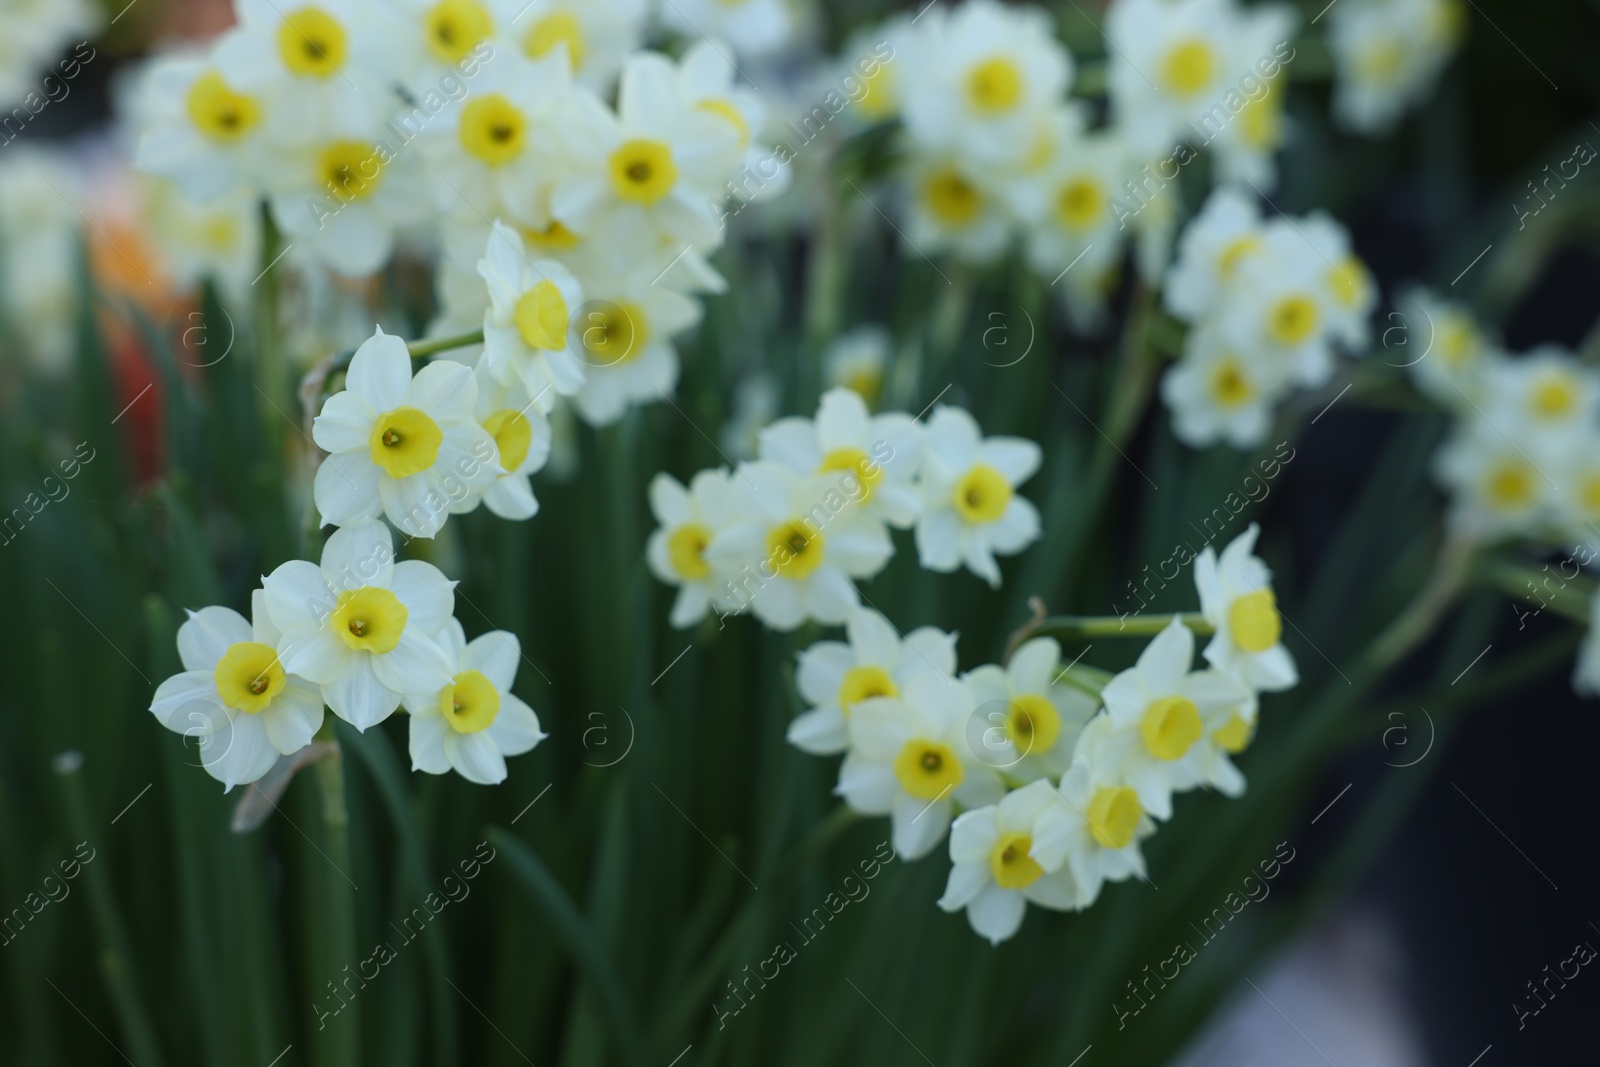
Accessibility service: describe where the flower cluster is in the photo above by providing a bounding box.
[646,388,1042,630]
[0,0,98,104]
[785,524,1298,944]
[1160,187,1376,448]
[152,519,543,790]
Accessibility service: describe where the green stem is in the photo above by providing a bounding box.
[54,754,169,1067]
[1030,612,1213,642]
[487,827,650,1067]
[406,329,485,359]
[309,719,359,1067]
[1478,557,1595,625]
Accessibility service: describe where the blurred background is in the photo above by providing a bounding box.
[1,0,1598,1065]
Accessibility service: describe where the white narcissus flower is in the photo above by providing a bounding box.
[552,52,738,257]
[1195,524,1298,692]
[1328,0,1462,136]
[824,326,892,409]
[758,387,924,530]
[962,637,1098,781]
[937,780,1080,944]
[388,0,508,94]
[149,592,324,791]
[915,406,1041,588]
[1092,617,1254,819]
[132,41,285,202]
[405,620,545,784]
[511,0,647,91]
[1015,124,1129,323]
[675,39,790,203]
[1480,347,1600,453]
[902,152,1011,264]
[1165,186,1264,322]
[565,250,701,426]
[1397,287,1494,409]
[469,361,553,521]
[646,469,744,628]
[838,673,1004,859]
[706,461,893,631]
[900,0,1072,170]
[1302,212,1376,353]
[789,608,957,756]
[269,136,433,278]
[1031,748,1158,910]
[218,0,407,149]
[1162,322,1291,450]
[138,177,263,305]
[1221,219,1340,388]
[263,520,455,730]
[1432,419,1554,541]
[478,221,588,406]
[313,327,500,539]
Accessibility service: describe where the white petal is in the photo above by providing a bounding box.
[325,655,401,730]
[409,713,452,774]
[263,560,334,631]
[447,730,508,784]
[312,390,376,454]
[389,560,455,634]
[346,328,413,411]
[487,693,544,756]
[406,359,478,422]
[314,452,383,529]
[846,608,900,667]
[835,755,897,814]
[938,860,992,912]
[320,520,395,594]
[978,438,1042,484]
[966,884,1027,944]
[370,629,454,695]
[150,671,221,730]
[891,793,949,860]
[462,630,520,691]
[262,684,325,754]
[785,706,850,755]
[177,607,252,672]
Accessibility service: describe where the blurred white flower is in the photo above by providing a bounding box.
[1195,524,1298,692]
[658,0,793,58]
[1329,0,1463,135]
[469,360,553,521]
[824,326,893,408]
[645,468,745,628]
[478,221,587,406]
[1161,322,1291,449]
[758,387,924,529]
[961,637,1097,781]
[1031,749,1157,909]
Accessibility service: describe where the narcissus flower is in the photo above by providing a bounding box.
[1328,0,1462,135]
[838,672,1004,859]
[150,592,325,791]
[405,620,545,784]
[1165,187,1264,323]
[1031,748,1157,909]
[759,387,924,529]
[1481,347,1600,451]
[915,406,1041,588]
[263,520,455,730]
[1397,287,1495,408]
[313,327,500,539]
[1433,421,1554,541]
[1092,617,1253,819]
[658,0,792,58]
[1162,322,1290,449]
[1220,220,1339,388]
[902,152,1010,263]
[478,221,587,405]
[645,469,744,628]
[706,461,893,630]
[270,136,432,278]
[938,780,1080,944]
[510,0,646,91]
[1195,524,1298,692]
[962,637,1097,780]
[789,607,957,756]
[824,327,892,408]
[468,361,553,521]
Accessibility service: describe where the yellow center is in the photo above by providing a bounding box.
[1579,473,1600,515]
[610,140,677,204]
[579,303,647,366]
[1239,93,1281,149]
[1531,376,1578,419]
[1086,786,1142,850]
[213,641,286,713]
[439,669,500,734]
[698,98,750,148]
[1209,358,1254,407]
[893,739,964,800]
[482,409,533,471]
[1140,695,1202,761]
[838,665,897,710]
[1228,590,1281,653]
[1438,319,1476,367]
[1267,294,1319,346]
[667,523,713,580]
[318,141,383,202]
[514,280,570,351]
[278,7,347,77]
[1217,235,1260,277]
[1005,693,1061,754]
[186,71,261,142]
[368,407,444,478]
[1056,177,1104,229]
[523,11,585,69]
[1163,39,1215,96]
[952,465,1012,524]
[1359,41,1405,83]
[1213,712,1254,754]
[966,57,1023,113]
[459,94,527,166]
[331,587,409,654]
[425,0,493,63]
[1327,255,1369,309]
[855,65,896,121]
[923,168,981,226]
[765,521,825,580]
[1484,461,1534,511]
[989,831,1044,890]
[817,447,881,505]
[520,219,582,252]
